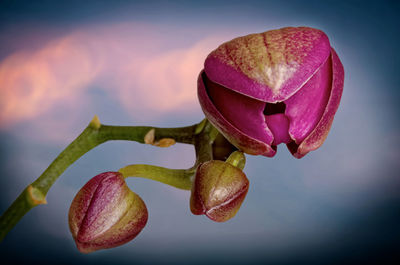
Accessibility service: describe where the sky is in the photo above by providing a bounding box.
[1,0,400,264]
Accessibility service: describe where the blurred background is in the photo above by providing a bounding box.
[1,0,399,264]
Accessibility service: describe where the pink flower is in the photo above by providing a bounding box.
[198,27,344,158]
[190,160,249,222]
[68,172,148,253]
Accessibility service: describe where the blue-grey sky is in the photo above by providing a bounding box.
[1,1,399,264]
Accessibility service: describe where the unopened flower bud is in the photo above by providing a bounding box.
[68,172,148,253]
[190,158,249,222]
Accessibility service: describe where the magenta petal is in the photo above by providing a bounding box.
[265,114,291,145]
[285,55,331,143]
[198,71,276,157]
[77,173,126,242]
[290,48,344,158]
[204,27,331,102]
[68,173,107,238]
[204,72,274,146]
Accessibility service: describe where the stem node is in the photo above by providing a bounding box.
[144,128,176,147]
[89,115,101,130]
[27,185,47,206]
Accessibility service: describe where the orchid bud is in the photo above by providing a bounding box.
[190,154,249,222]
[68,172,148,253]
[198,27,344,158]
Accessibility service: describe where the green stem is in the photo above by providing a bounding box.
[226,151,246,170]
[193,120,219,168]
[0,116,198,241]
[118,120,220,190]
[119,165,195,190]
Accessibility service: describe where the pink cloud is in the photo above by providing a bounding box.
[0,34,100,127]
[110,37,224,117]
[0,23,229,134]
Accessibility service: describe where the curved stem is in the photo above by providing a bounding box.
[119,165,195,190]
[0,116,198,241]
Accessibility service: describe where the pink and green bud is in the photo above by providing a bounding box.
[68,172,148,253]
[190,155,249,222]
[198,27,344,158]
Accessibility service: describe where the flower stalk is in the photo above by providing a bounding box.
[119,165,195,190]
[0,115,210,241]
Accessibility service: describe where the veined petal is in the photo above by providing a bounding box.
[77,173,128,242]
[204,71,274,147]
[289,48,344,158]
[206,187,248,222]
[197,71,276,157]
[69,173,106,238]
[285,54,331,144]
[265,114,291,145]
[204,27,331,102]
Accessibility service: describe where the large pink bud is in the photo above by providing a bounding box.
[68,172,148,253]
[198,27,344,158]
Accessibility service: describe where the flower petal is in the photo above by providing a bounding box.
[77,173,128,242]
[206,186,248,222]
[204,71,274,147]
[69,173,105,239]
[289,48,344,158]
[204,27,331,102]
[265,114,291,145]
[197,71,275,156]
[285,54,331,144]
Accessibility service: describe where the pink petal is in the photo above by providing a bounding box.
[204,71,274,146]
[265,114,291,146]
[289,48,344,158]
[206,186,248,222]
[77,173,127,242]
[69,173,106,238]
[204,27,331,102]
[197,71,276,157]
[285,54,331,143]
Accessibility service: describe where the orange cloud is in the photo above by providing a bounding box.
[0,32,102,127]
[0,23,228,130]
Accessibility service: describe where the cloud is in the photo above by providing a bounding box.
[0,23,228,132]
[111,37,221,115]
[0,33,100,127]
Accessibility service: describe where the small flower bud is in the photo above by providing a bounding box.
[190,160,249,222]
[68,172,148,253]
